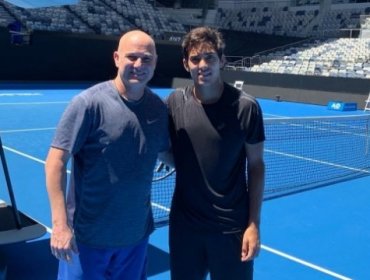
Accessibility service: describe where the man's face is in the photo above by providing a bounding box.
[184,44,224,86]
[114,33,157,88]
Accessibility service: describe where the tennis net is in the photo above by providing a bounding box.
[263,114,370,199]
[151,114,370,226]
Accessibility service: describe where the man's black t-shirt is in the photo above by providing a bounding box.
[167,83,265,233]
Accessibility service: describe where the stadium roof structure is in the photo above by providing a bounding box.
[4,0,78,8]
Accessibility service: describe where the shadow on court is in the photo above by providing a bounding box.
[147,244,170,276]
[0,240,169,279]
[0,239,57,280]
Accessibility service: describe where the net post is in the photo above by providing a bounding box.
[0,136,22,229]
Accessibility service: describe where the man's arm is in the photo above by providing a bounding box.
[241,141,265,262]
[45,147,77,261]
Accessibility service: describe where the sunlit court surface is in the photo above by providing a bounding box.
[0,83,369,280]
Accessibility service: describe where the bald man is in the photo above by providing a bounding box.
[45,29,169,280]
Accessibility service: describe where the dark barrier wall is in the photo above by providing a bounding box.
[1,28,116,81]
[221,70,370,94]
[0,28,187,85]
[173,70,370,107]
[1,27,369,107]
[220,70,370,106]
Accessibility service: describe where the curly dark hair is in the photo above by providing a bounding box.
[182,26,225,60]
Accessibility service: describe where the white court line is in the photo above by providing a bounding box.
[265,118,368,138]
[2,145,71,176]
[264,113,286,118]
[261,245,352,280]
[3,145,47,165]
[266,149,370,174]
[0,93,42,96]
[0,101,69,105]
[2,146,71,235]
[151,202,170,212]
[0,127,56,133]
[2,145,354,279]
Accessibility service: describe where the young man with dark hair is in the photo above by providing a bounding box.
[167,26,265,280]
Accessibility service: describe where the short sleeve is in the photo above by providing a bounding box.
[51,95,92,154]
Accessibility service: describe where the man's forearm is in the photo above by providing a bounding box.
[247,162,265,227]
[45,148,70,227]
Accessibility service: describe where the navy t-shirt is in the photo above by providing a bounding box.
[52,81,169,248]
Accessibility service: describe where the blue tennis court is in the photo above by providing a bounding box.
[0,83,369,280]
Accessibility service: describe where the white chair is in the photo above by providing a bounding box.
[364,92,370,112]
[233,80,244,90]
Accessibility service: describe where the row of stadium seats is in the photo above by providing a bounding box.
[1,0,369,39]
[1,0,370,80]
[0,3,14,25]
[215,2,370,37]
[248,38,370,78]
[295,0,360,5]
[0,0,186,38]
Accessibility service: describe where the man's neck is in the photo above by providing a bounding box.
[193,81,224,104]
[113,78,145,102]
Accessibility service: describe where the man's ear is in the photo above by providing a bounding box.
[113,51,119,67]
[183,58,190,72]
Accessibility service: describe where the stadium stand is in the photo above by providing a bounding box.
[209,1,370,80]
[0,0,186,38]
[215,0,370,38]
[0,3,15,26]
[249,38,370,78]
[1,0,369,41]
[1,0,370,105]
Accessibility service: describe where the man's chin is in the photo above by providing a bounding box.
[197,79,212,86]
[128,79,146,85]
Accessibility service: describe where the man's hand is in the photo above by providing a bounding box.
[51,223,78,262]
[241,223,261,262]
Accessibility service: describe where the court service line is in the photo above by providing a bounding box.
[261,245,352,280]
[0,101,69,105]
[151,202,170,212]
[3,145,48,165]
[0,93,42,96]
[263,113,287,118]
[1,145,354,279]
[265,149,370,174]
[2,145,71,176]
[0,127,56,133]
